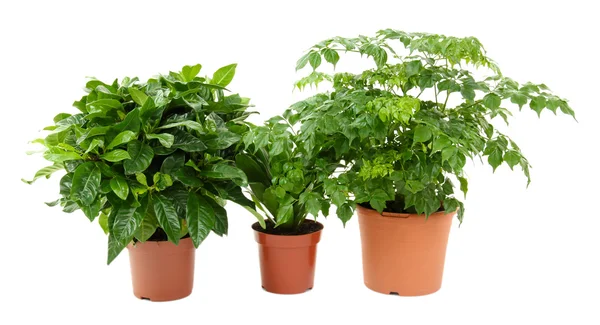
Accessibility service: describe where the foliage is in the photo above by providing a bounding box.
[23,64,256,263]
[236,116,342,232]
[291,29,575,224]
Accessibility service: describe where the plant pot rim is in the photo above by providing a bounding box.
[356,203,457,218]
[251,220,324,237]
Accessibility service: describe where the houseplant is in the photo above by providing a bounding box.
[291,29,575,295]
[23,63,255,301]
[236,116,341,294]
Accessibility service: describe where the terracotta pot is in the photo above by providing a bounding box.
[357,204,455,296]
[253,221,323,294]
[127,237,195,301]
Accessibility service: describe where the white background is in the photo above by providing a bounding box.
[1,0,598,324]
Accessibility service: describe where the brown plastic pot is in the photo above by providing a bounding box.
[357,204,455,296]
[253,221,323,294]
[127,237,195,301]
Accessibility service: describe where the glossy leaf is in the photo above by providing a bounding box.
[101,149,131,162]
[211,63,237,87]
[71,162,101,205]
[123,140,154,175]
[186,192,216,247]
[153,193,181,244]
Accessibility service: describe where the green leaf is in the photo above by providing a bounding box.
[510,93,528,109]
[81,199,101,221]
[153,172,173,191]
[204,131,241,150]
[503,150,520,170]
[99,212,109,234]
[111,205,137,245]
[134,209,158,242]
[71,162,101,205]
[488,149,503,172]
[100,149,131,162]
[114,108,141,133]
[181,64,202,82]
[43,149,82,163]
[170,130,207,152]
[160,151,185,174]
[129,88,148,106]
[146,133,175,148]
[174,167,203,187]
[483,93,501,109]
[458,176,468,197]
[106,131,137,150]
[432,136,452,153]
[296,52,311,71]
[158,120,204,133]
[211,63,237,87]
[235,154,269,185]
[322,48,340,67]
[22,163,64,184]
[107,234,126,265]
[199,164,248,186]
[153,193,182,244]
[243,205,266,228]
[337,203,353,226]
[110,177,129,200]
[136,173,148,186]
[308,52,322,70]
[529,96,547,117]
[275,204,294,227]
[413,125,432,142]
[209,198,228,236]
[442,146,457,162]
[186,192,216,247]
[123,140,154,175]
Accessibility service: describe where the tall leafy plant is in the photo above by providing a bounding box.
[24,64,255,263]
[290,29,575,224]
[236,116,343,233]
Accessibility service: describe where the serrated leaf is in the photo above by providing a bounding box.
[308,52,322,70]
[483,93,501,109]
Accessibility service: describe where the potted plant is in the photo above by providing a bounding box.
[290,29,575,296]
[235,116,342,294]
[23,63,256,301]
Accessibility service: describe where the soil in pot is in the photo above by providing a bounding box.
[253,220,323,294]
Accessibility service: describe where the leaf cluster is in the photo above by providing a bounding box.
[291,29,575,223]
[24,64,256,263]
[236,115,343,232]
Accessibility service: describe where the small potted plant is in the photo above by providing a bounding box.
[291,29,575,296]
[23,63,255,301]
[236,116,342,294]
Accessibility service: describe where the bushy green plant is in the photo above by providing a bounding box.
[290,29,575,224]
[23,64,256,263]
[236,116,343,233]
